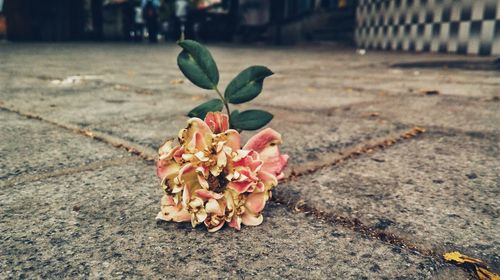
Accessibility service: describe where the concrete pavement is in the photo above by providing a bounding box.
[0,42,498,279]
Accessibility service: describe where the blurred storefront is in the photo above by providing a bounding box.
[355,0,500,56]
[3,0,86,41]
[1,0,356,43]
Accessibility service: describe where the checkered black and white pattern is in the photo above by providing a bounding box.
[355,0,500,55]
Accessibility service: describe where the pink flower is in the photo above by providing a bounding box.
[155,112,288,232]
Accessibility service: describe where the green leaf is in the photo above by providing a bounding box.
[230,109,273,131]
[225,66,273,104]
[229,110,240,129]
[187,99,223,119]
[177,40,219,90]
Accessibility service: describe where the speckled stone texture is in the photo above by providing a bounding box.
[0,112,132,183]
[1,161,467,279]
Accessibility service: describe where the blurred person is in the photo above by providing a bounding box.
[174,0,189,39]
[133,5,144,41]
[142,0,161,42]
[0,0,4,40]
[239,0,269,42]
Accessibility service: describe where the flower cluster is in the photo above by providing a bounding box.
[156,112,288,232]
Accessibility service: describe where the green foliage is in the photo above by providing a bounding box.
[230,110,273,131]
[177,40,219,90]
[225,66,273,104]
[187,99,224,119]
[176,40,274,131]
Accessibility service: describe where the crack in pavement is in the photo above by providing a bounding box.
[272,194,435,257]
[283,126,427,179]
[1,157,137,189]
[0,105,157,162]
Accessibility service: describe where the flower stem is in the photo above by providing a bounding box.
[214,86,231,121]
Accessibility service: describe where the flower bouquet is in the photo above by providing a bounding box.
[156,40,288,232]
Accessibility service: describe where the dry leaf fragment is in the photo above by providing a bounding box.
[477,267,500,280]
[420,89,440,95]
[114,84,129,91]
[190,95,206,101]
[306,87,316,94]
[444,251,500,280]
[294,200,305,212]
[169,78,185,85]
[414,127,427,133]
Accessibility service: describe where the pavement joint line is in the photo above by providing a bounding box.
[420,126,499,139]
[272,194,435,256]
[270,194,449,268]
[0,105,157,162]
[254,100,384,115]
[284,126,427,180]
[1,157,137,189]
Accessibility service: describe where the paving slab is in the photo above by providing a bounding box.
[276,131,500,272]
[0,111,131,183]
[0,160,467,279]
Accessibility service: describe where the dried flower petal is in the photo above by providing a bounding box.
[205,112,229,134]
[244,128,289,180]
[155,113,288,232]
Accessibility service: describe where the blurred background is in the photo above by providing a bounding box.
[0,0,353,43]
[0,0,499,55]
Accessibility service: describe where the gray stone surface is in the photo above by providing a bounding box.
[1,42,499,278]
[0,161,465,279]
[0,111,131,183]
[278,131,500,272]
